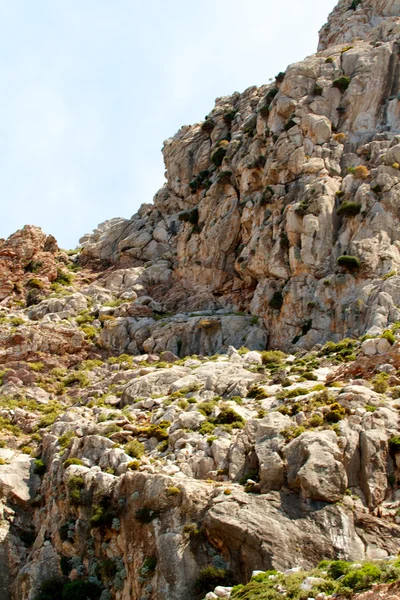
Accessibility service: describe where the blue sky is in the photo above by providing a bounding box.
[0,0,337,249]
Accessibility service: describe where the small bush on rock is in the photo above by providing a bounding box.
[373,373,389,394]
[332,76,350,93]
[61,580,101,600]
[34,577,64,600]
[325,402,346,423]
[201,118,215,134]
[337,255,361,270]
[381,329,396,345]
[389,436,400,453]
[125,440,145,459]
[247,385,268,399]
[211,147,227,167]
[135,507,160,523]
[215,407,245,427]
[63,458,83,468]
[67,475,85,504]
[340,563,382,592]
[33,458,46,476]
[261,350,286,366]
[269,291,283,310]
[337,202,361,217]
[348,165,370,179]
[195,567,233,594]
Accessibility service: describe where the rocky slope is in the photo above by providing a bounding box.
[3,1,400,599]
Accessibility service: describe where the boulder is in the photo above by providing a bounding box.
[284,431,347,502]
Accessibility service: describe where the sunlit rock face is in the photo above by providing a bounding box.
[4,1,400,599]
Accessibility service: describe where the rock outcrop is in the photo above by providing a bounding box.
[71,0,400,353]
[4,1,400,599]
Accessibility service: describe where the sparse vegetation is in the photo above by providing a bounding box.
[332,76,351,93]
[337,202,361,217]
[337,255,361,270]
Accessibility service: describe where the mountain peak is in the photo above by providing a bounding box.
[319,0,400,50]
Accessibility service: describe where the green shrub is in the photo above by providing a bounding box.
[90,502,115,528]
[24,260,43,273]
[135,507,160,523]
[61,580,101,600]
[33,459,46,476]
[392,387,400,399]
[300,371,318,381]
[67,475,85,504]
[309,413,324,427]
[178,207,199,225]
[75,311,95,326]
[339,563,382,592]
[280,425,306,441]
[321,338,356,356]
[127,460,140,470]
[189,170,211,194]
[80,325,97,340]
[389,436,400,453]
[261,350,286,366]
[201,118,215,134]
[247,385,268,399]
[58,431,74,452]
[337,202,361,217]
[337,255,361,270]
[259,103,270,118]
[26,278,45,289]
[277,387,309,400]
[195,567,233,594]
[39,412,59,427]
[381,329,396,345]
[211,147,227,167]
[198,401,217,416]
[125,440,145,459]
[34,577,64,600]
[141,556,157,573]
[223,110,237,125]
[215,407,245,427]
[332,76,351,93]
[99,558,117,579]
[78,359,103,371]
[138,422,170,441]
[325,402,346,423]
[218,170,233,184]
[269,291,283,310]
[373,373,389,393]
[382,269,397,280]
[199,421,216,435]
[55,268,73,286]
[63,458,84,468]
[64,371,90,387]
[350,0,362,9]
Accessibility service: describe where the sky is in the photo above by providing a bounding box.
[0,0,337,250]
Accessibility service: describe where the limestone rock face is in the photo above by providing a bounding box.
[284,430,348,502]
[72,0,400,353]
[318,0,400,51]
[4,1,400,599]
[0,225,59,301]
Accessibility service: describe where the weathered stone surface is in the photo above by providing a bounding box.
[284,431,348,502]
[4,2,400,599]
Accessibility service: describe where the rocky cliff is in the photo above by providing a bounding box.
[3,1,400,599]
